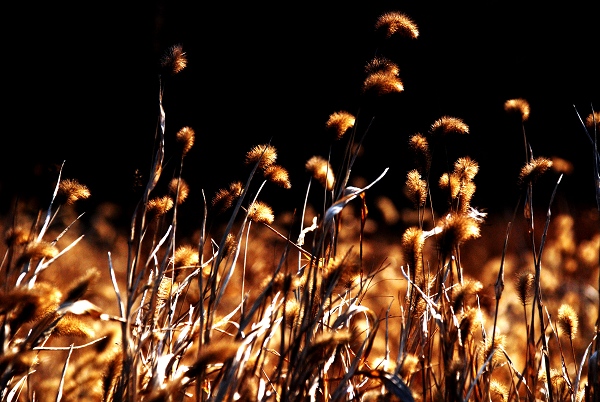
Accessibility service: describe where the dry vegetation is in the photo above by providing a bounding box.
[1,10,599,402]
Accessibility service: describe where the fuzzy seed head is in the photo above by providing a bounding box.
[57,179,91,205]
[453,157,479,181]
[517,157,553,187]
[585,112,600,130]
[325,110,356,140]
[53,313,95,338]
[459,307,485,343]
[264,164,292,189]
[489,380,509,402]
[160,44,187,75]
[479,334,506,367]
[0,281,62,325]
[247,201,274,224]
[313,330,353,353]
[375,11,419,39]
[437,212,482,253]
[401,227,425,274]
[157,277,174,301]
[245,144,277,170]
[284,299,301,328]
[439,173,461,200]
[550,156,574,175]
[362,71,404,96]
[397,354,420,380]
[22,241,59,261]
[221,233,238,258]
[430,116,469,136]
[539,369,571,401]
[187,340,242,377]
[453,279,484,311]
[504,98,531,122]
[515,271,535,306]
[408,133,431,173]
[323,253,361,290]
[176,126,195,156]
[557,303,578,339]
[305,155,335,191]
[212,181,244,213]
[147,196,174,217]
[405,169,428,207]
[365,57,400,76]
[168,178,190,205]
[173,245,199,269]
[458,181,477,212]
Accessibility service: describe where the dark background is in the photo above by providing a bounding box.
[3,1,599,233]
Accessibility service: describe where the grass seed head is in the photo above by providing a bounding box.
[397,354,420,379]
[362,71,404,96]
[263,164,292,189]
[479,334,506,368]
[585,111,599,130]
[452,279,484,312]
[147,195,174,218]
[173,245,199,269]
[212,181,244,213]
[374,11,419,39]
[168,177,190,205]
[305,155,335,191]
[453,156,479,182]
[401,226,425,275]
[550,156,574,175]
[53,313,95,338]
[365,56,400,76]
[325,110,356,140]
[405,169,428,208]
[489,380,509,402]
[504,98,531,122]
[247,200,274,224]
[1,281,62,325]
[408,133,431,174]
[430,116,469,136]
[323,252,361,290]
[459,307,485,343]
[20,241,59,264]
[517,156,553,187]
[245,144,277,170]
[514,270,535,306]
[186,339,242,378]
[56,179,91,205]
[175,126,195,156]
[439,172,461,200]
[437,212,482,255]
[557,303,578,339]
[160,44,187,75]
[539,369,571,401]
[221,232,238,258]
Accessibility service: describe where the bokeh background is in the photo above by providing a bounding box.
[3,1,599,233]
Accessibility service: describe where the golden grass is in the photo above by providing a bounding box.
[0,10,599,402]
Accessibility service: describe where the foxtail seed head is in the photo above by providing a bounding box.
[305,155,335,191]
[504,98,531,122]
[374,11,419,39]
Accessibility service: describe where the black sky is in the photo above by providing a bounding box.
[3,2,599,228]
